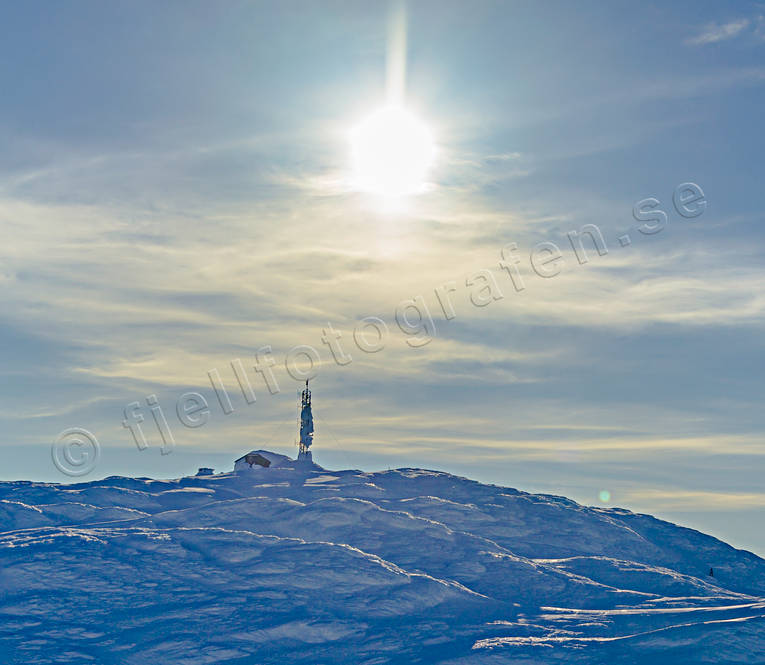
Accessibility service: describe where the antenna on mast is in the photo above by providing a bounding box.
[297,378,314,464]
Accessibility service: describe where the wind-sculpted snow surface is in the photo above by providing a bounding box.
[1,454,763,664]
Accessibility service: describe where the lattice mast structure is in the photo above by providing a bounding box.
[297,379,314,462]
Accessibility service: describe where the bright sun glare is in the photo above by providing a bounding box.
[350,105,435,199]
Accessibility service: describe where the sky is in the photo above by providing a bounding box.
[1,1,764,554]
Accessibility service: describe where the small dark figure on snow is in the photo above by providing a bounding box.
[709,567,714,577]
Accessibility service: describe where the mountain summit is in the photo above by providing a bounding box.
[1,453,763,664]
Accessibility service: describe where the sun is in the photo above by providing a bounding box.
[349,105,435,199]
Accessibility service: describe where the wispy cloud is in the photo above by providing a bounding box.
[686,19,750,46]
[622,488,765,510]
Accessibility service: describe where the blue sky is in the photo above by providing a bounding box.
[1,1,764,553]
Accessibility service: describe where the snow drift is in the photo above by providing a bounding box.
[1,453,763,664]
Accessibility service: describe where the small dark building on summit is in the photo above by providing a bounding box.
[235,453,271,469]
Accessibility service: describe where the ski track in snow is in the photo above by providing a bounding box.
[0,451,763,664]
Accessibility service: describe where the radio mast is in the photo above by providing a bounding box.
[297,379,314,463]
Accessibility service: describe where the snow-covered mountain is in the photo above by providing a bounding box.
[1,451,763,664]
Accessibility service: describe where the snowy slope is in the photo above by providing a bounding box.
[0,455,763,664]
